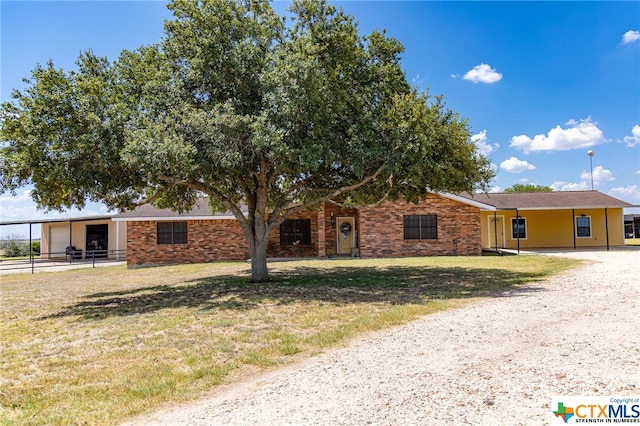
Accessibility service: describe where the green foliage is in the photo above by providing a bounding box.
[504,184,553,193]
[30,240,41,255]
[3,240,24,257]
[0,236,39,257]
[1,0,494,280]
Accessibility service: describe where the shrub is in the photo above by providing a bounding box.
[30,241,41,255]
[3,240,24,257]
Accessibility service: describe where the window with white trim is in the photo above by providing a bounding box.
[511,217,527,239]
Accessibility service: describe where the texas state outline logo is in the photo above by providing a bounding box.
[553,401,575,423]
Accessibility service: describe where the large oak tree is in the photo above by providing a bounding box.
[1,0,494,282]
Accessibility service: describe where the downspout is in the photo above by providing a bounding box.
[605,207,609,251]
[30,222,34,274]
[572,209,576,249]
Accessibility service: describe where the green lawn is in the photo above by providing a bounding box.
[0,256,578,425]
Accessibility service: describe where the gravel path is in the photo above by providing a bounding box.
[123,249,640,426]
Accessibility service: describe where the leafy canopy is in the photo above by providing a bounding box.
[1,0,494,281]
[504,184,552,193]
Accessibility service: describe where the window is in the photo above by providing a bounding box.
[280,219,311,245]
[511,217,527,239]
[403,214,438,240]
[157,222,188,244]
[576,216,591,238]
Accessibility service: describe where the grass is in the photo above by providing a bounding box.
[0,256,578,425]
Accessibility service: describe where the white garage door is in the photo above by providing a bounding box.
[50,225,71,258]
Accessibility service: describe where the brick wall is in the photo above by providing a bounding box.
[127,219,250,266]
[358,194,482,257]
[126,195,482,266]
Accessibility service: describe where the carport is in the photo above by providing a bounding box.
[1,215,123,273]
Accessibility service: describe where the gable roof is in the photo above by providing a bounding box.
[457,190,634,211]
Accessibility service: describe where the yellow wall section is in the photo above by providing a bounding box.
[480,208,625,249]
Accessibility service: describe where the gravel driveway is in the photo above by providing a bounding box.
[124,249,640,426]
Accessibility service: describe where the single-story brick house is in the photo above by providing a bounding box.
[456,191,634,251]
[22,190,632,265]
[113,193,488,266]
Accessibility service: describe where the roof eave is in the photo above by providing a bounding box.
[112,215,238,222]
[438,192,497,211]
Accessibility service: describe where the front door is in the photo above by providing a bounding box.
[337,217,355,255]
[488,215,505,248]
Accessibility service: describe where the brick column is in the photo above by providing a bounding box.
[317,203,326,257]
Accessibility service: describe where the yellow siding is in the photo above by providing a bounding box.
[480,208,625,249]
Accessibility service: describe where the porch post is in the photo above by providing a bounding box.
[69,220,73,263]
[605,207,609,251]
[516,209,520,254]
[115,220,120,260]
[29,222,34,274]
[493,211,498,250]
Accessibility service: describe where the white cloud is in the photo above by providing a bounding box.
[509,118,605,154]
[0,189,33,204]
[470,130,499,156]
[609,185,640,202]
[580,166,615,185]
[463,64,502,84]
[623,125,640,147]
[500,157,536,173]
[550,181,590,191]
[488,185,502,193]
[622,30,640,44]
[411,74,424,86]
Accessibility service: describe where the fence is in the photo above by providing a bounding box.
[0,249,127,274]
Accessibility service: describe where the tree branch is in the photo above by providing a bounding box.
[269,164,386,226]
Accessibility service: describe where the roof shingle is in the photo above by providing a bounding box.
[458,190,634,210]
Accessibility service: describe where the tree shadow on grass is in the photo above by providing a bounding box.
[42,265,549,321]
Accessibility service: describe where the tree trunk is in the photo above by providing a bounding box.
[250,235,270,282]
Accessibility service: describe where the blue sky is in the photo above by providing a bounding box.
[1,1,639,238]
